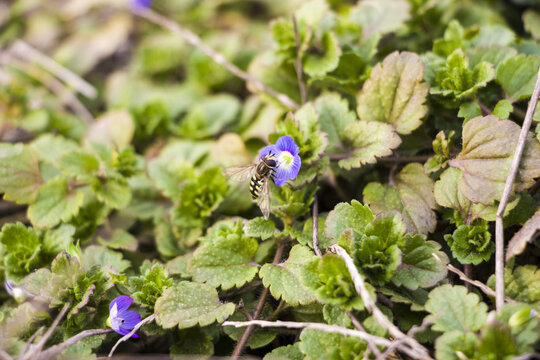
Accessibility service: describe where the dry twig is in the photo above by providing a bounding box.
[292,15,307,105]
[108,314,155,357]
[312,194,322,257]
[495,66,540,311]
[135,8,300,110]
[224,320,393,348]
[329,244,432,360]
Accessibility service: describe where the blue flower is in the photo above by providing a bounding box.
[107,295,141,337]
[131,0,153,11]
[259,136,301,186]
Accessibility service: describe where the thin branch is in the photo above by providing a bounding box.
[36,329,112,360]
[11,40,97,99]
[346,311,384,360]
[328,153,430,163]
[224,320,393,348]
[33,303,70,354]
[135,8,299,110]
[19,326,44,359]
[432,253,516,304]
[10,59,94,123]
[0,350,12,360]
[108,314,155,357]
[292,15,307,105]
[231,240,286,359]
[329,244,432,360]
[495,65,540,312]
[312,194,322,257]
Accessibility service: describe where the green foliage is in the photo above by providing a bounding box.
[2,1,540,359]
[154,281,235,329]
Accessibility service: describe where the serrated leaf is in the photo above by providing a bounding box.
[58,150,100,180]
[28,177,85,228]
[259,245,317,306]
[336,120,401,170]
[496,54,540,103]
[298,328,367,360]
[0,223,41,280]
[435,331,477,360]
[357,51,429,135]
[488,266,540,304]
[97,229,138,252]
[0,143,41,204]
[426,285,488,332]
[391,235,448,290]
[492,99,513,119]
[188,231,259,290]
[449,115,540,205]
[363,163,437,235]
[445,221,493,265]
[147,157,195,200]
[154,281,235,329]
[30,134,79,164]
[466,45,518,72]
[243,217,276,240]
[304,32,341,78]
[264,343,303,360]
[351,0,411,38]
[324,200,374,240]
[457,102,482,121]
[314,92,357,152]
[81,245,130,272]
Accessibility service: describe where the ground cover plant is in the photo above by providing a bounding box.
[0,0,540,359]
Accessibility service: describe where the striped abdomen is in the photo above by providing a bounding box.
[249,174,266,199]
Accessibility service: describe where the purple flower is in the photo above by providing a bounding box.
[107,296,141,338]
[131,0,153,11]
[259,136,301,186]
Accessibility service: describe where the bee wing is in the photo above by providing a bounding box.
[223,164,256,182]
[257,179,271,220]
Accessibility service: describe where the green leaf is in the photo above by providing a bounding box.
[81,245,130,272]
[188,222,259,290]
[466,45,518,70]
[91,178,131,209]
[357,51,429,134]
[426,285,488,332]
[154,281,235,329]
[0,223,42,280]
[128,263,173,308]
[30,134,79,164]
[492,99,513,119]
[58,150,99,180]
[0,143,41,204]
[449,115,540,205]
[336,120,401,170]
[177,94,241,139]
[259,245,317,306]
[304,32,342,77]
[435,331,477,360]
[444,221,493,265]
[298,328,367,360]
[457,102,482,122]
[476,321,518,359]
[170,327,214,357]
[363,163,437,235]
[425,130,456,173]
[351,0,411,38]
[391,235,448,290]
[264,344,303,360]
[523,10,540,40]
[42,224,76,256]
[301,254,370,310]
[325,200,374,240]
[147,157,195,200]
[488,265,540,304]
[84,109,134,148]
[243,217,276,240]
[97,229,138,252]
[433,49,495,98]
[314,92,357,152]
[28,177,85,228]
[496,54,540,102]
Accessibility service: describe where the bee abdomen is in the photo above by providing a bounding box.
[249,176,264,199]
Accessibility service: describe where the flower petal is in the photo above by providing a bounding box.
[259,145,280,160]
[273,154,301,186]
[119,310,142,329]
[109,295,133,312]
[275,136,299,156]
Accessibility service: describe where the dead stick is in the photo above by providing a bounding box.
[108,314,155,357]
[495,66,540,311]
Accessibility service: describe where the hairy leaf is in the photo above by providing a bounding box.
[496,54,540,102]
[357,51,429,134]
[0,144,41,204]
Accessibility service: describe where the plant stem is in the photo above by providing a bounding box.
[292,15,307,105]
[312,193,322,257]
[231,240,286,359]
[36,329,112,360]
[495,66,540,312]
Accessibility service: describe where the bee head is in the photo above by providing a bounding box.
[262,154,278,168]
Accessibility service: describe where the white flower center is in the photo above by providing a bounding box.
[278,151,294,167]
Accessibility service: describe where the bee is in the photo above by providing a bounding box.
[223,152,280,220]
